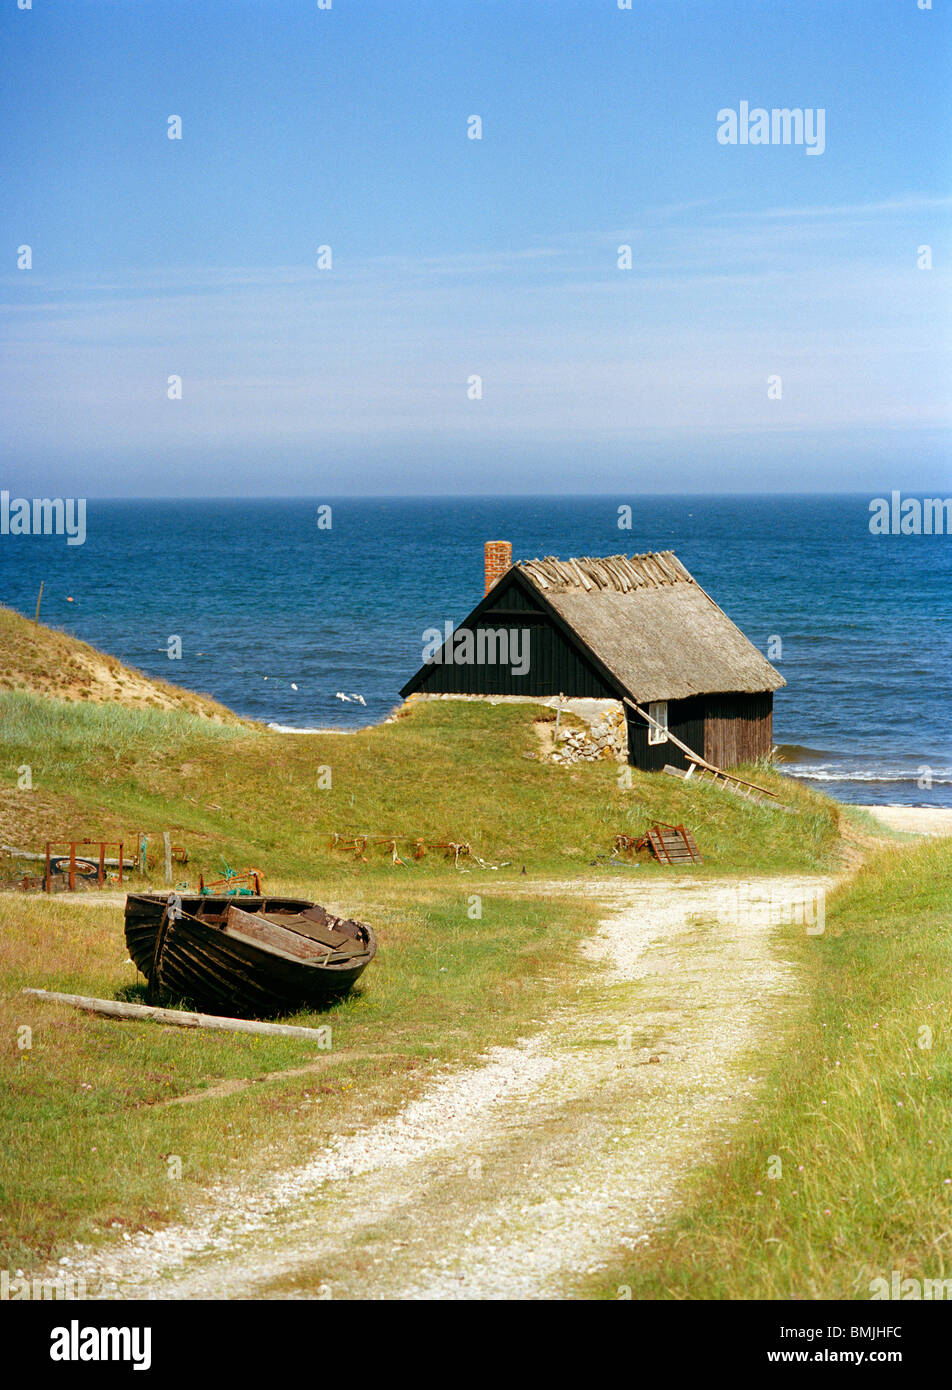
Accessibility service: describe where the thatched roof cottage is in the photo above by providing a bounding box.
[401,542,784,770]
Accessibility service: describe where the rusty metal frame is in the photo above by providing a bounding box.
[615,823,702,865]
[44,839,124,892]
[330,833,473,867]
[197,867,263,896]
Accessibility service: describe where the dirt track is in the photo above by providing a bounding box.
[66,873,832,1300]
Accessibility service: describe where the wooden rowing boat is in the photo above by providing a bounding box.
[124,893,377,1018]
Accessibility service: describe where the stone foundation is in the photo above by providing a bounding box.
[550,700,628,765]
[409,693,629,764]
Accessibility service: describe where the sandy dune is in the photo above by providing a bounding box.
[856,805,952,836]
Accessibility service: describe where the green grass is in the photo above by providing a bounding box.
[0,689,842,886]
[0,682,857,1275]
[0,882,592,1268]
[0,688,249,769]
[582,835,952,1300]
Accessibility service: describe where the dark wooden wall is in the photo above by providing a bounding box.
[626,697,707,772]
[413,582,617,699]
[627,692,773,771]
[703,692,774,767]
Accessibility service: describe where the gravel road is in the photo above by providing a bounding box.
[54,872,835,1301]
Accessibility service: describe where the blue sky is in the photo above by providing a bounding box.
[1,0,950,496]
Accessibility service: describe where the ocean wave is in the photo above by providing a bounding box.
[787,768,952,785]
[774,743,838,763]
[265,722,357,734]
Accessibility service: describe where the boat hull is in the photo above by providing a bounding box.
[124,894,376,1018]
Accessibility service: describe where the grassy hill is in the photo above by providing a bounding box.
[0,606,847,886]
[0,603,243,723]
[0,615,864,1272]
[0,685,843,888]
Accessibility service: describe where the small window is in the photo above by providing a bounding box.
[647,700,668,745]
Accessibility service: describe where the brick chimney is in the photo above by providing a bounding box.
[484,540,512,594]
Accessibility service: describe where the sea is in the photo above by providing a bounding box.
[0,494,949,808]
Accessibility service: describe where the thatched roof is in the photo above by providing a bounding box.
[515,550,784,701]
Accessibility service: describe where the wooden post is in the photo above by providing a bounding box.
[163,831,172,885]
[68,842,76,893]
[34,581,44,624]
[45,841,51,894]
[118,842,124,885]
[98,842,105,887]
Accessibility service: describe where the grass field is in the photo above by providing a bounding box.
[0,882,597,1268]
[0,688,841,888]
[0,625,901,1283]
[0,679,846,1270]
[583,834,952,1300]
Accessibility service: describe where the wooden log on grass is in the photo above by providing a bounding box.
[22,989,332,1043]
